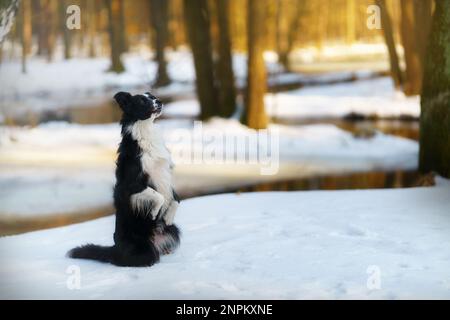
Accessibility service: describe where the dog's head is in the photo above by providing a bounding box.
[114,91,163,122]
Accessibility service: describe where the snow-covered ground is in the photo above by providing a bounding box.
[0,119,418,219]
[290,42,400,64]
[266,77,419,120]
[0,178,449,299]
[164,77,419,120]
[0,166,113,218]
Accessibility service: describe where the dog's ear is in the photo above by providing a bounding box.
[144,92,157,100]
[114,92,132,112]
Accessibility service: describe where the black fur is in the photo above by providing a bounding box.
[68,92,180,267]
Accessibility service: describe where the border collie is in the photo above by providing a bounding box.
[68,92,180,267]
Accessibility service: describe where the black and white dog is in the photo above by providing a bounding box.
[68,92,180,267]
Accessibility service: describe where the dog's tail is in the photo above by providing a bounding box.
[67,243,160,267]
[68,244,116,264]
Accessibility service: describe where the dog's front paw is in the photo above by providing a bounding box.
[150,196,164,220]
[148,190,164,220]
[163,200,179,225]
[131,187,164,219]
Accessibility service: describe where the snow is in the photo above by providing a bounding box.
[266,77,420,120]
[0,119,418,218]
[0,167,113,218]
[1,178,449,299]
[164,77,419,120]
[290,43,400,64]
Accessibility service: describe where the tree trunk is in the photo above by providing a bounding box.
[400,0,432,95]
[150,0,171,87]
[47,0,57,61]
[87,0,97,58]
[20,0,32,74]
[106,0,125,73]
[118,0,127,53]
[36,0,49,57]
[283,0,303,72]
[35,0,55,60]
[413,0,432,69]
[241,0,268,129]
[214,0,236,118]
[316,0,328,50]
[346,0,356,44]
[276,0,288,70]
[59,0,72,59]
[376,0,402,88]
[183,0,218,120]
[167,0,182,49]
[419,1,450,178]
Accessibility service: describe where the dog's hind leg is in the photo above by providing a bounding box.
[152,223,181,255]
[112,241,160,267]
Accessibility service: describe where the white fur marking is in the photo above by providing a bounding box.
[130,187,164,219]
[128,118,176,215]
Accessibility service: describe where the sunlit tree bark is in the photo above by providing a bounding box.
[20,0,31,73]
[346,0,356,44]
[106,0,125,73]
[276,0,303,72]
[400,0,432,95]
[377,0,402,88]
[87,0,97,58]
[241,0,268,129]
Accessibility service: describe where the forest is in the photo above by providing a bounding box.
[0,0,449,299]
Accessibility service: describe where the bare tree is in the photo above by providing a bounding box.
[149,0,170,87]
[413,0,432,68]
[183,0,218,120]
[118,0,127,53]
[241,0,268,129]
[20,0,32,73]
[276,0,303,71]
[377,0,402,88]
[58,0,71,59]
[400,0,432,95]
[87,0,97,58]
[346,0,356,44]
[106,0,125,73]
[316,0,328,50]
[419,0,450,177]
[214,0,236,117]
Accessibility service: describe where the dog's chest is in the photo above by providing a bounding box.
[141,153,172,203]
[130,122,173,207]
